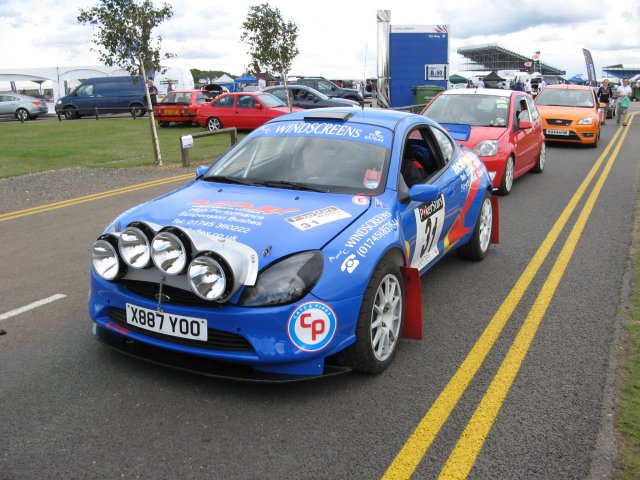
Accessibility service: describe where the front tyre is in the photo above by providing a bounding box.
[337,259,404,374]
[207,117,222,131]
[63,107,77,120]
[458,192,492,260]
[497,156,514,195]
[532,142,545,173]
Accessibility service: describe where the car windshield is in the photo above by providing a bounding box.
[204,134,389,194]
[255,94,287,108]
[536,89,595,108]
[424,94,510,127]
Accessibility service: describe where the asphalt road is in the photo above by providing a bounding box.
[1,108,638,479]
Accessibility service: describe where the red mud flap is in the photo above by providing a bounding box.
[491,194,500,244]
[401,266,422,340]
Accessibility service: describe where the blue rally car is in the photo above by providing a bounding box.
[89,108,499,380]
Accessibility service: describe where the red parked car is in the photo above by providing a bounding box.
[421,88,546,195]
[154,90,214,127]
[195,92,299,131]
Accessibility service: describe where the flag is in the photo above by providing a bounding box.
[582,48,596,86]
[532,52,540,61]
[524,61,532,67]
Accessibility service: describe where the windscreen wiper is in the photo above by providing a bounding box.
[261,180,330,192]
[202,175,258,186]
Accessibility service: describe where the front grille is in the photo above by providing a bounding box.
[546,119,572,126]
[108,308,255,352]
[122,280,214,307]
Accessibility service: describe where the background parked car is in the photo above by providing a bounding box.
[195,92,299,131]
[55,76,147,119]
[289,76,364,105]
[262,85,359,109]
[422,88,545,195]
[154,90,214,127]
[535,84,601,148]
[0,93,48,121]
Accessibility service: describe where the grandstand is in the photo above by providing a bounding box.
[457,43,565,75]
[602,64,640,80]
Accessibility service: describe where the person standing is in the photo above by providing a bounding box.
[476,78,485,88]
[166,80,175,93]
[597,79,613,125]
[616,77,632,126]
[524,79,532,94]
[147,79,158,106]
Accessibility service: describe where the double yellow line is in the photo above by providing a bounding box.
[0,173,193,223]
[384,115,635,479]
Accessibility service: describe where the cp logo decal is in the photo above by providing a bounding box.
[287,302,338,352]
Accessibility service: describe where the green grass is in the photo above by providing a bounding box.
[0,116,243,178]
[616,240,640,479]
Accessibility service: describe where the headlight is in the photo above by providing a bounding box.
[56,99,61,105]
[188,253,232,301]
[577,117,594,125]
[238,251,323,306]
[119,224,152,269]
[473,140,499,157]
[151,229,189,275]
[91,236,121,281]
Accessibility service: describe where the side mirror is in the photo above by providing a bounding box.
[519,120,532,129]
[255,103,263,109]
[196,165,210,177]
[408,183,439,203]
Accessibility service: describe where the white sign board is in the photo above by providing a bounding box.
[425,64,447,81]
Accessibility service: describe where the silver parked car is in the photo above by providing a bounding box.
[0,93,49,121]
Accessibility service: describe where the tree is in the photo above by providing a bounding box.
[240,4,299,111]
[78,0,174,166]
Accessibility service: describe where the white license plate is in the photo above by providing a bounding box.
[546,129,570,136]
[126,303,208,341]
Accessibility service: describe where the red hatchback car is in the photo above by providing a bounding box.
[153,90,214,127]
[422,89,546,195]
[195,92,298,131]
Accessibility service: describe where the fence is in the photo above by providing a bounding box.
[179,127,238,167]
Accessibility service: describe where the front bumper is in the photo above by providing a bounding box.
[89,273,361,377]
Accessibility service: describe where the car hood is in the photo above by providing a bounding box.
[536,104,597,121]
[110,180,370,268]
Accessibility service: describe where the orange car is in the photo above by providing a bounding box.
[534,84,601,147]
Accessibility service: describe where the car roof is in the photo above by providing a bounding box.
[439,88,517,97]
[266,106,431,131]
[542,84,593,91]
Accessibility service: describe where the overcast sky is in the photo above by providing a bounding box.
[1,0,639,80]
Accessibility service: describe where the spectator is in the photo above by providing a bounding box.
[476,78,485,88]
[514,79,524,91]
[597,79,613,125]
[147,79,158,106]
[524,79,532,94]
[616,77,632,126]
[166,80,175,93]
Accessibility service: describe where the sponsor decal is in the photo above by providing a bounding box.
[288,302,337,352]
[374,198,386,208]
[340,254,360,274]
[363,169,382,189]
[189,200,298,215]
[286,206,351,231]
[363,130,386,143]
[274,123,363,138]
[411,194,445,270]
[328,211,398,262]
[351,195,370,206]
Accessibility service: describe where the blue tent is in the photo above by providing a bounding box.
[234,75,258,84]
[567,74,586,85]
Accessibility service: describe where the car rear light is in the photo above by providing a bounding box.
[31,101,41,106]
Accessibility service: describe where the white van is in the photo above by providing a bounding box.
[154,67,195,96]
